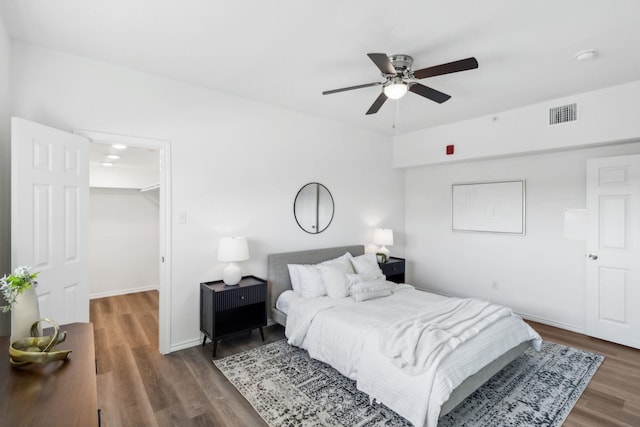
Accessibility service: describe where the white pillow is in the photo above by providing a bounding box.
[287,264,302,294]
[287,264,326,298]
[275,290,296,315]
[318,264,350,298]
[320,252,355,275]
[346,270,385,288]
[350,253,383,276]
[351,279,391,302]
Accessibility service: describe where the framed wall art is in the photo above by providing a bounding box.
[451,180,526,234]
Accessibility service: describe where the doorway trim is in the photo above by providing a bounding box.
[74,129,172,354]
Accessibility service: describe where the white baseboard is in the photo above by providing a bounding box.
[169,337,202,353]
[515,311,586,335]
[90,284,158,300]
[415,286,588,336]
[170,326,280,354]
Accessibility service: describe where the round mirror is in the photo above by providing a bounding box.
[294,182,334,234]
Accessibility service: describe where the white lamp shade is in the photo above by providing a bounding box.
[373,229,394,246]
[218,237,250,262]
[383,82,408,100]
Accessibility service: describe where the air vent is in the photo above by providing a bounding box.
[549,103,577,125]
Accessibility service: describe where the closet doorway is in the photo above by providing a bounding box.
[78,130,172,354]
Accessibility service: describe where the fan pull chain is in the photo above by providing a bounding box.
[392,100,400,131]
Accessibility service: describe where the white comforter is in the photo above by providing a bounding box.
[285,284,541,427]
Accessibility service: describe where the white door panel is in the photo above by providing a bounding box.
[586,154,640,349]
[11,117,90,324]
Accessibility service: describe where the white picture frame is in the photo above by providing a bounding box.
[452,180,526,234]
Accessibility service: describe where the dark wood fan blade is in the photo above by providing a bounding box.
[367,53,396,75]
[409,83,451,104]
[322,82,381,95]
[413,57,478,80]
[366,92,388,115]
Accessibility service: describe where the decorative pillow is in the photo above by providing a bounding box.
[320,252,355,275]
[287,264,326,298]
[350,253,383,276]
[346,270,385,288]
[351,279,392,302]
[318,264,350,298]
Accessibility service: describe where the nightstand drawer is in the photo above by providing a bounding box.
[381,262,404,276]
[379,257,406,284]
[215,285,266,311]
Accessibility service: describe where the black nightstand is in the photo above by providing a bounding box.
[379,257,405,283]
[200,275,267,357]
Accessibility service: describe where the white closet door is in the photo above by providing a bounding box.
[11,117,90,324]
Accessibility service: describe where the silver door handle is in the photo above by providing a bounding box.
[587,254,598,260]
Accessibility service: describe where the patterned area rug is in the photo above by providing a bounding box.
[213,340,603,427]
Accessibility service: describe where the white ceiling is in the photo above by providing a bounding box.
[2,1,640,136]
[89,142,158,170]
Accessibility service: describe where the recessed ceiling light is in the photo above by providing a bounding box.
[101,162,114,167]
[106,154,120,160]
[112,143,127,150]
[575,50,597,61]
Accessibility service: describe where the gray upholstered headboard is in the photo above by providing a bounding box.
[267,245,365,326]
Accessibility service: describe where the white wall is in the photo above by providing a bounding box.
[0,15,10,335]
[405,141,640,332]
[394,80,640,167]
[90,188,159,298]
[399,76,640,333]
[90,164,159,189]
[10,42,405,350]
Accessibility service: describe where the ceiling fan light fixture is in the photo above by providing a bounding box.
[384,79,408,100]
[324,52,477,115]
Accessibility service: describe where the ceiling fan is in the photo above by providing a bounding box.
[322,53,478,115]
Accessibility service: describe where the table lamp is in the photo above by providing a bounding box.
[218,237,250,285]
[373,228,394,263]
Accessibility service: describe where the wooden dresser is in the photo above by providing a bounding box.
[0,322,99,426]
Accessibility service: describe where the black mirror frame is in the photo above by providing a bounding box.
[293,182,335,234]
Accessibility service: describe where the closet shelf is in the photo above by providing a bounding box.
[139,183,160,192]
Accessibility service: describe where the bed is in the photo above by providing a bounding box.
[267,245,541,427]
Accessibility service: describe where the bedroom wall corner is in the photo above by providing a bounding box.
[0,14,11,336]
[404,141,640,332]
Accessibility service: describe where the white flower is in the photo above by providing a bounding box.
[0,266,39,312]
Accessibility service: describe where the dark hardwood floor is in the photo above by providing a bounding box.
[91,291,640,426]
[91,290,282,426]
